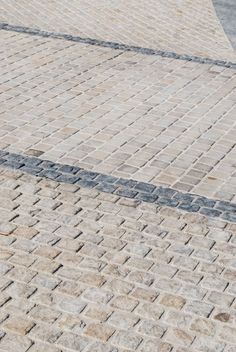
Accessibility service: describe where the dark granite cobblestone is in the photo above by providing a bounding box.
[193,197,216,208]
[115,188,138,198]
[135,192,158,203]
[199,208,222,218]
[0,151,236,222]
[157,198,179,208]
[178,203,200,213]
[1,22,236,69]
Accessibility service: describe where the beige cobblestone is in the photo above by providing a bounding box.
[84,322,115,342]
[2,315,35,335]
[159,294,186,309]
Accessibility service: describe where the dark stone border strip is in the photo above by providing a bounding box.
[0,150,236,222]
[1,22,236,69]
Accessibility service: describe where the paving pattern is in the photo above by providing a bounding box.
[0,0,236,62]
[0,30,236,200]
[0,168,236,352]
[0,0,236,351]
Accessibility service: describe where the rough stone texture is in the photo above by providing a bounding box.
[0,168,235,351]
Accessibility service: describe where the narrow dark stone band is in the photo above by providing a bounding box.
[0,150,236,222]
[1,22,236,69]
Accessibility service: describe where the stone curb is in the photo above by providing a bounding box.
[0,150,236,222]
[1,22,236,69]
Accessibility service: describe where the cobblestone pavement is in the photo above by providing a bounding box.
[0,0,236,61]
[0,168,236,352]
[0,30,236,200]
[0,1,236,351]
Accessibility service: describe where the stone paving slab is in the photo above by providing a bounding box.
[213,0,236,49]
[0,30,236,201]
[0,0,236,62]
[0,168,236,352]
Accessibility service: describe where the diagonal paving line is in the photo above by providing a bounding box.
[0,150,236,222]
[1,22,236,69]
